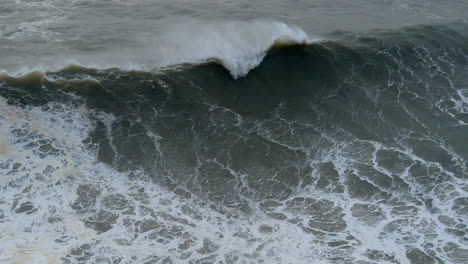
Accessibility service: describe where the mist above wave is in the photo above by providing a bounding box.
[150,20,312,78]
[1,20,313,79]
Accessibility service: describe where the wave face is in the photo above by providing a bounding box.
[1,22,468,263]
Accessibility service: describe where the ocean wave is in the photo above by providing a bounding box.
[1,21,468,264]
[1,21,467,84]
[1,21,313,79]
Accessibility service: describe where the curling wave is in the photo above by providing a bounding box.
[1,22,468,264]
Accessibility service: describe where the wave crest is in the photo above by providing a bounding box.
[153,21,313,78]
[1,21,313,79]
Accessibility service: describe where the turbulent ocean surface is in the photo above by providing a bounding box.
[1,1,468,263]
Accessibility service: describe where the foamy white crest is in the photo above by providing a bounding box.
[150,20,313,78]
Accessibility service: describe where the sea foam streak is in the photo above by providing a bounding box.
[0,98,327,263]
[1,21,312,79]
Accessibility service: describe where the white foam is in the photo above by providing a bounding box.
[0,97,330,263]
[1,94,467,263]
[148,20,312,78]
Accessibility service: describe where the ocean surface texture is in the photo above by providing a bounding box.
[1,1,467,263]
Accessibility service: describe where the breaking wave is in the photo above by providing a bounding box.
[1,21,313,79]
[1,22,467,263]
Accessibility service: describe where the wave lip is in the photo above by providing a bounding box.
[200,21,313,78]
[155,20,314,79]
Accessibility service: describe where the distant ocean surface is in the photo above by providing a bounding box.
[0,1,467,263]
